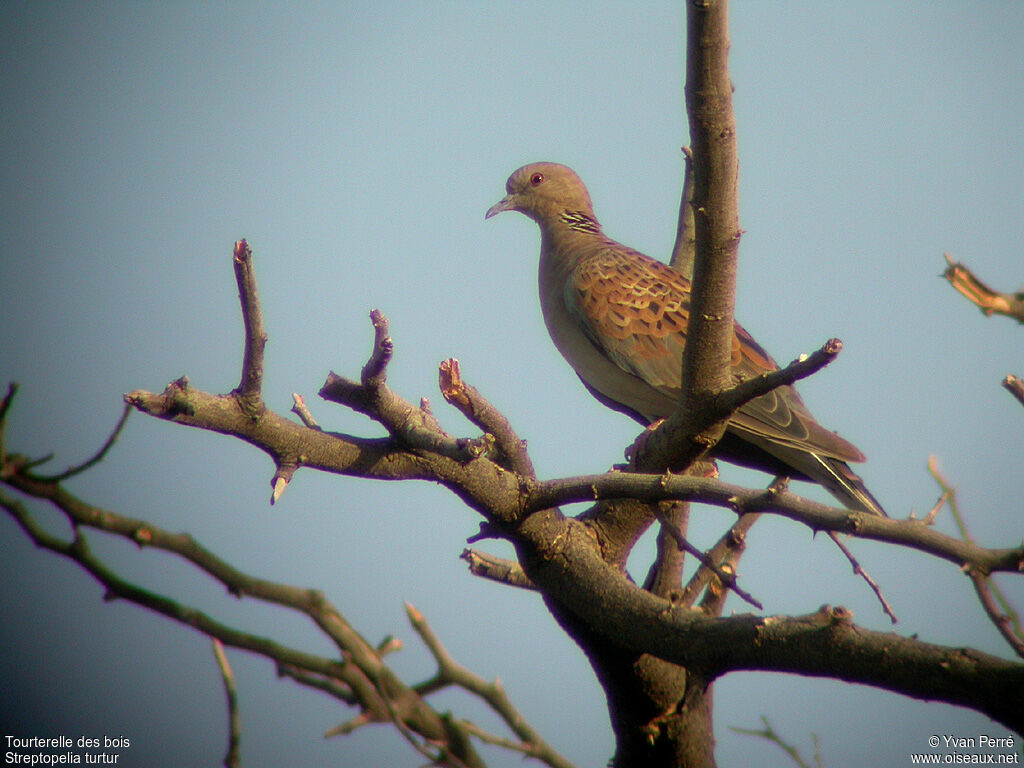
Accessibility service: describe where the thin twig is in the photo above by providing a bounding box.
[921,488,950,525]
[969,570,1024,660]
[827,531,898,624]
[212,639,241,768]
[730,716,821,768]
[0,381,19,467]
[277,664,356,706]
[405,603,577,768]
[655,507,763,610]
[290,393,321,429]
[35,403,131,482]
[928,457,1024,658]
[691,513,761,616]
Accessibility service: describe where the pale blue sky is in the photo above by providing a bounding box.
[2,3,1022,766]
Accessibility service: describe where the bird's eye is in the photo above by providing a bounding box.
[530,172,544,186]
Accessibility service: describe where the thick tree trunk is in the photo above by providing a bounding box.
[545,597,716,768]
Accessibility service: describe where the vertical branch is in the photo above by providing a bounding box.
[0,382,19,469]
[670,146,696,275]
[233,239,267,410]
[682,0,741,404]
[212,639,241,768]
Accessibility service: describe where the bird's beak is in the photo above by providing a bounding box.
[485,194,516,219]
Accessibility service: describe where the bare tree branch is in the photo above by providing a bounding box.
[670,145,696,275]
[405,603,577,768]
[232,239,267,412]
[928,457,1024,659]
[827,531,898,624]
[730,716,821,768]
[0,381,18,468]
[943,253,1024,325]
[655,504,763,610]
[642,501,690,597]
[646,0,742,475]
[34,403,131,482]
[212,639,241,768]
[462,549,537,591]
[525,472,1024,575]
[1003,374,1024,409]
[439,358,535,477]
[681,512,760,608]
[636,337,844,471]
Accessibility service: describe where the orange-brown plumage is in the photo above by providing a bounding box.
[487,162,884,515]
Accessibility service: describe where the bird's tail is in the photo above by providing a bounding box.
[806,453,887,517]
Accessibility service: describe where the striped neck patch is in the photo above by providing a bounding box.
[560,210,601,233]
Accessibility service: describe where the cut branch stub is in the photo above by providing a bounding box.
[361,309,393,388]
[232,239,268,414]
[943,253,1024,325]
[1003,375,1024,409]
[439,358,535,477]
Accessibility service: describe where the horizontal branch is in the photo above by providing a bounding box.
[525,472,1024,575]
[125,377,432,482]
[510,512,1024,732]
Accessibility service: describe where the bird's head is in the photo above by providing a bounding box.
[485,162,597,227]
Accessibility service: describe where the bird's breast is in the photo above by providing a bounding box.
[538,251,674,423]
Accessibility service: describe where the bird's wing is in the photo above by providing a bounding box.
[564,245,865,463]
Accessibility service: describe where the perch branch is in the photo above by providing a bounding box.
[637,338,844,471]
